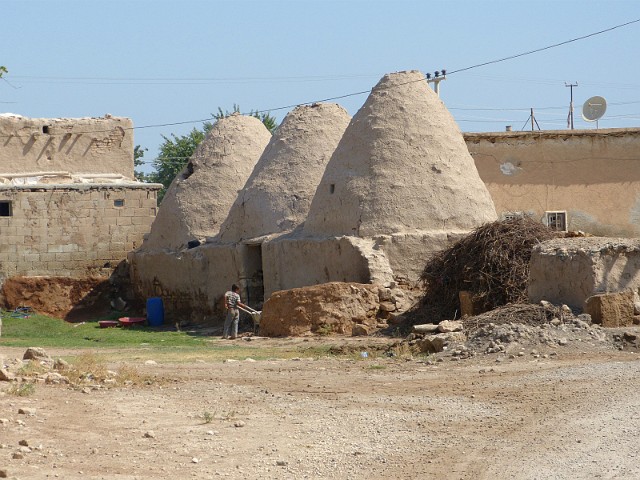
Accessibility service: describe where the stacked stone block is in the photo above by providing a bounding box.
[0,185,158,278]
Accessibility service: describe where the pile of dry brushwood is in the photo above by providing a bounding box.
[409,217,559,324]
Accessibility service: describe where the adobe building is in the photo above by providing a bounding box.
[128,115,272,318]
[141,114,273,252]
[0,114,160,281]
[466,128,640,237]
[129,105,351,319]
[212,103,352,306]
[262,70,497,296]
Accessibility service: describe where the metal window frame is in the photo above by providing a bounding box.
[544,211,568,232]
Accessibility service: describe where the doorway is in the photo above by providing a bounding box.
[243,243,265,309]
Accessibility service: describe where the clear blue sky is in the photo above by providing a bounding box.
[3,0,640,173]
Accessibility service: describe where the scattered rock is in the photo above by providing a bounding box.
[0,368,14,382]
[379,301,396,313]
[23,347,52,363]
[418,332,466,353]
[234,421,246,428]
[53,359,69,370]
[351,324,370,337]
[438,320,464,333]
[387,313,406,325]
[144,360,157,365]
[0,468,7,478]
[413,324,439,334]
[276,460,288,466]
[144,431,156,439]
[44,372,69,385]
[11,452,23,459]
[18,440,28,446]
[18,408,36,416]
[192,457,199,464]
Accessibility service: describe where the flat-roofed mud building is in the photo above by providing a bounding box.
[0,114,159,296]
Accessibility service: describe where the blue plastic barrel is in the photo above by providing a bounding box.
[146,297,164,326]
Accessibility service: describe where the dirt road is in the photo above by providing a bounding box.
[2,345,640,479]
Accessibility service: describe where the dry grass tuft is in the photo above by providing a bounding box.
[8,382,36,396]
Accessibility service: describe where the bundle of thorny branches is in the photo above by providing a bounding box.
[409,217,559,324]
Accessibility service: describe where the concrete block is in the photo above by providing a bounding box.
[23,253,40,263]
[54,252,72,262]
[584,291,635,327]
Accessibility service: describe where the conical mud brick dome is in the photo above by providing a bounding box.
[217,103,351,243]
[304,70,496,238]
[142,115,271,251]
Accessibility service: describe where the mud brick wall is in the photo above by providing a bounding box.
[0,185,158,278]
[467,128,640,237]
[0,116,134,178]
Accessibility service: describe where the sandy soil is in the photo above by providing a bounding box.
[2,340,640,480]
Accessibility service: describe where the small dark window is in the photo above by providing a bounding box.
[0,201,12,217]
[330,184,335,194]
[42,125,50,134]
[114,199,125,207]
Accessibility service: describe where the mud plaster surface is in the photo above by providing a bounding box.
[142,115,271,251]
[218,103,350,243]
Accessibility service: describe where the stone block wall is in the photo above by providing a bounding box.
[0,185,158,278]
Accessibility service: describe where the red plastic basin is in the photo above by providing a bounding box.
[119,317,146,327]
[98,320,119,328]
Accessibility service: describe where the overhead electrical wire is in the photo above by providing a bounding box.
[1,16,639,140]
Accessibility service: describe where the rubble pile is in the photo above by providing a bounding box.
[411,217,559,324]
[0,348,150,391]
[403,301,640,360]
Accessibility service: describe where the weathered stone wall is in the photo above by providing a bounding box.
[0,115,134,178]
[467,128,640,237]
[0,185,158,279]
[528,237,640,310]
[129,243,239,322]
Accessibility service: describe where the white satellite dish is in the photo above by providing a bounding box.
[582,96,607,123]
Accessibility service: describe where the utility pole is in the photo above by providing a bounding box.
[426,70,446,97]
[565,82,578,129]
[531,108,535,131]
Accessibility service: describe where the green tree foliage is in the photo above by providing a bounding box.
[133,145,148,182]
[146,106,277,204]
[0,66,7,78]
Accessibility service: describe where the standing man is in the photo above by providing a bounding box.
[223,284,247,340]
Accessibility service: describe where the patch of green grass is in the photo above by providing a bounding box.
[0,313,210,349]
[0,312,333,363]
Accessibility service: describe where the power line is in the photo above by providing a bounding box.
[2,17,639,139]
[447,17,640,75]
